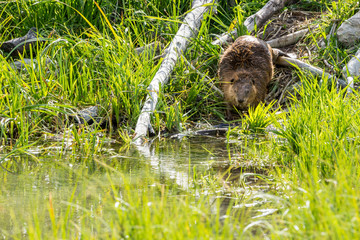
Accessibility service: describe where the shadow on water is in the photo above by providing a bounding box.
[0,134,279,237]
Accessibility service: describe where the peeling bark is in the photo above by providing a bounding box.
[133,0,216,144]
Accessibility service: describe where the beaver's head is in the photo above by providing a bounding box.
[221,73,258,110]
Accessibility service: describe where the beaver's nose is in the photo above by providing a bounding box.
[238,99,244,104]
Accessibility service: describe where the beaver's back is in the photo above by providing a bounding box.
[218,35,275,117]
[219,35,273,81]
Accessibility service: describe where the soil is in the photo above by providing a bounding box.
[257,9,323,107]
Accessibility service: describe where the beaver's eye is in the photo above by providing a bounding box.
[230,79,235,84]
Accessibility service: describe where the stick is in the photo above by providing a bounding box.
[276,56,347,88]
[277,77,295,108]
[133,0,215,144]
[212,0,297,46]
[267,29,308,48]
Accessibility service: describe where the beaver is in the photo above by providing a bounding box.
[218,35,277,119]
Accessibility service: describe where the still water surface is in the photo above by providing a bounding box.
[0,135,275,238]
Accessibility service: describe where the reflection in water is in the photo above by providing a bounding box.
[135,136,276,226]
[135,136,229,189]
[0,135,276,238]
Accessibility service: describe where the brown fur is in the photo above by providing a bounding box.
[218,35,274,119]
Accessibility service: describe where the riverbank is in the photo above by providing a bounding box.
[1,0,360,239]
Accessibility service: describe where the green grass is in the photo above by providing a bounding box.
[2,0,360,239]
[0,0,350,143]
[265,75,360,239]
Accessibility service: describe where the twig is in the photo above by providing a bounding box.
[277,77,295,108]
[133,0,216,145]
[271,26,283,39]
[323,59,333,70]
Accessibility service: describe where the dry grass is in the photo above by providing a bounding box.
[259,9,324,107]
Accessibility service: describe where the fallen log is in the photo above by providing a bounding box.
[212,0,298,46]
[276,55,347,88]
[133,0,215,144]
[267,29,308,48]
[0,28,45,56]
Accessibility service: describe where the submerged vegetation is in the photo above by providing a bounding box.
[1,0,360,239]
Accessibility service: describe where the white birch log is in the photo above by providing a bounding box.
[133,0,215,144]
[342,49,360,77]
[276,56,347,87]
[135,143,191,189]
[212,0,297,46]
[342,48,360,94]
[267,29,308,48]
